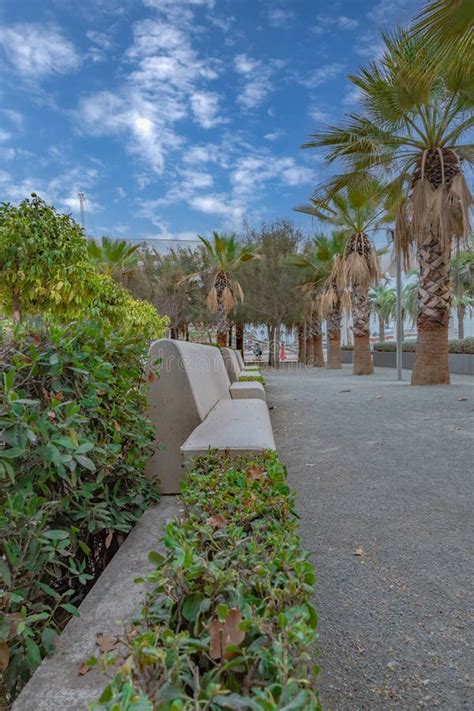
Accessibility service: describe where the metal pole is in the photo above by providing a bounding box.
[395,243,403,381]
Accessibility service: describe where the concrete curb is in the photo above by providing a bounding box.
[14,498,180,711]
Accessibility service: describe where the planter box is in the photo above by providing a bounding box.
[373,351,474,375]
[340,351,353,364]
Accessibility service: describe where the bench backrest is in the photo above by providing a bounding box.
[146,339,231,493]
[235,349,245,370]
[221,347,241,382]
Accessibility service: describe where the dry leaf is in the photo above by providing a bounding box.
[105,532,113,549]
[97,388,106,396]
[96,634,118,653]
[206,514,227,529]
[353,546,364,556]
[247,464,266,481]
[0,641,9,671]
[47,410,56,420]
[113,420,121,432]
[147,370,156,384]
[340,389,351,393]
[458,397,467,401]
[209,608,245,660]
[78,661,90,676]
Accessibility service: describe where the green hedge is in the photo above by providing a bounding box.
[91,452,321,710]
[373,338,474,354]
[0,320,159,703]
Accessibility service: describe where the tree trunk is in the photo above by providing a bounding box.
[170,327,177,339]
[298,323,306,363]
[228,323,234,348]
[267,324,275,366]
[326,307,342,369]
[236,322,244,354]
[269,324,280,368]
[185,324,189,341]
[12,291,21,323]
[457,304,465,339]
[311,315,324,366]
[351,284,373,375]
[412,237,451,385]
[378,313,385,342]
[305,322,314,365]
[216,297,228,348]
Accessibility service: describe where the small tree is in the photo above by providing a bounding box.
[0,195,90,322]
[369,284,396,342]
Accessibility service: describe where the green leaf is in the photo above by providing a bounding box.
[0,447,24,459]
[41,627,58,655]
[43,530,70,541]
[182,594,204,623]
[60,603,80,617]
[0,559,12,587]
[75,455,96,472]
[148,550,164,566]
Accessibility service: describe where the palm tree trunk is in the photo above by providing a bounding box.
[412,237,451,385]
[352,284,373,375]
[326,307,342,369]
[457,304,465,339]
[378,313,385,342]
[312,316,325,367]
[228,323,233,348]
[216,297,228,348]
[267,324,275,365]
[270,324,280,368]
[236,322,244,354]
[305,319,314,365]
[298,323,306,363]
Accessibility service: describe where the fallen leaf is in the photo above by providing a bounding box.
[353,546,364,556]
[376,395,383,399]
[340,388,351,393]
[47,411,56,420]
[105,532,113,549]
[209,608,245,660]
[247,464,266,481]
[387,661,397,671]
[96,388,106,396]
[96,634,118,653]
[0,641,9,671]
[78,661,90,676]
[206,514,227,529]
[113,421,121,432]
[147,370,156,384]
[458,397,467,401]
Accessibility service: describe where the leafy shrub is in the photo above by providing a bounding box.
[373,338,474,354]
[91,452,320,710]
[0,320,160,702]
[239,374,265,385]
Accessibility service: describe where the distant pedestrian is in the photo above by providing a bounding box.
[279,342,287,361]
[254,343,263,361]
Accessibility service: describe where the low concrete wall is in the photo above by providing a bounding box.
[14,499,179,711]
[373,351,474,375]
[341,350,353,364]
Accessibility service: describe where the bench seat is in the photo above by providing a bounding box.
[230,381,266,400]
[181,399,275,465]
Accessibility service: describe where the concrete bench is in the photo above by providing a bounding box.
[147,340,275,494]
[221,347,261,383]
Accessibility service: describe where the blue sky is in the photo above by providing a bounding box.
[0,0,424,247]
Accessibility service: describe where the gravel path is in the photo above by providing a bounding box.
[265,365,474,710]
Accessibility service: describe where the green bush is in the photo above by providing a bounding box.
[373,338,474,354]
[91,452,320,710]
[0,320,160,702]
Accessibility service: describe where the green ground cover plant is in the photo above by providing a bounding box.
[0,319,160,703]
[91,451,320,710]
[238,374,265,385]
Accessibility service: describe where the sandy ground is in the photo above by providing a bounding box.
[265,365,473,710]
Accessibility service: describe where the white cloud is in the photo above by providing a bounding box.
[1,109,23,127]
[0,23,80,78]
[190,91,225,128]
[309,106,331,123]
[300,63,345,89]
[234,53,274,109]
[367,0,415,25]
[231,153,315,198]
[86,30,114,63]
[189,194,245,226]
[268,8,295,28]
[0,130,12,142]
[311,15,358,34]
[264,130,283,141]
[343,86,363,106]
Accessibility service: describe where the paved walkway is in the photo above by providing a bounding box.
[265,365,473,710]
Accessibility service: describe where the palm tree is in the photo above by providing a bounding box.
[295,186,385,375]
[196,232,259,347]
[303,30,472,384]
[288,233,347,368]
[412,0,473,73]
[369,283,396,342]
[88,236,140,286]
